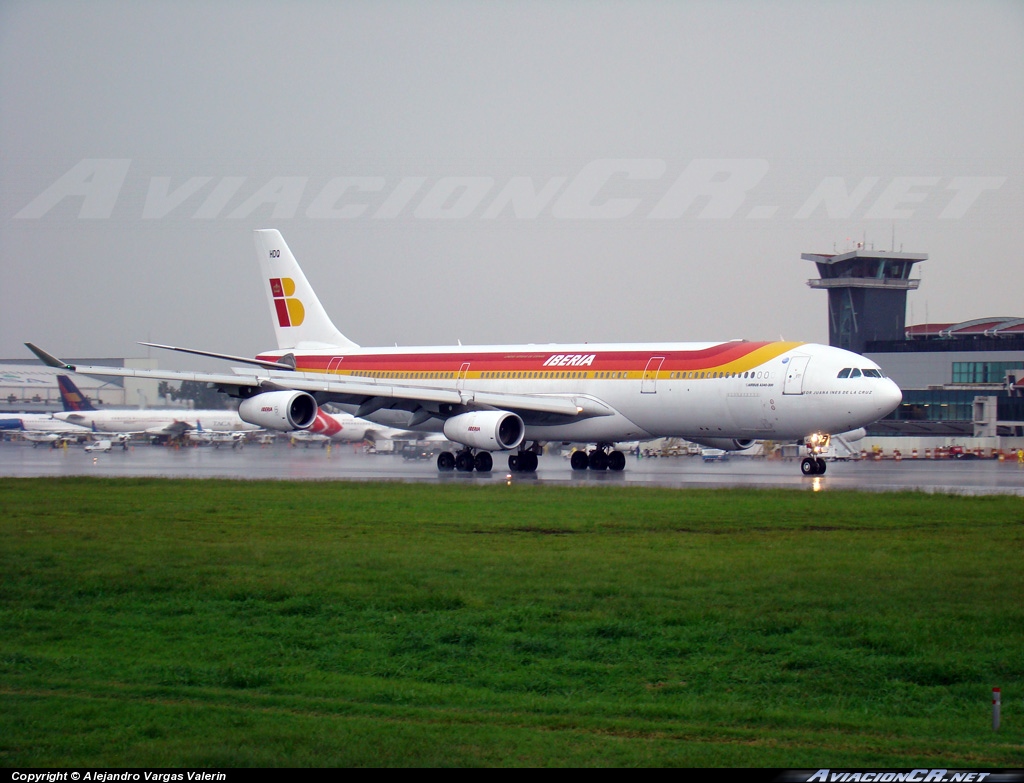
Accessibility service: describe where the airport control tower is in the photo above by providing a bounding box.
[804,247,927,354]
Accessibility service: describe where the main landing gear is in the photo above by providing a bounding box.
[507,442,543,473]
[507,450,538,473]
[570,444,626,472]
[436,444,543,473]
[437,448,494,473]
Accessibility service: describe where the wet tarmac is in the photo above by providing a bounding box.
[3,440,1023,495]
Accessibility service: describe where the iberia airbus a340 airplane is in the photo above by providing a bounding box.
[28,229,902,476]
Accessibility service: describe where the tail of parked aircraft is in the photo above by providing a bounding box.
[253,229,358,351]
[57,375,97,411]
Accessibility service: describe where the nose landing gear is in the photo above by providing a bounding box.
[801,433,830,475]
[801,456,827,475]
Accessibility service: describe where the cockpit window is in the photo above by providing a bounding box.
[838,368,886,379]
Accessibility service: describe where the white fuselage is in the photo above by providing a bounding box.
[255,340,901,447]
[54,409,259,435]
[3,413,92,434]
[301,409,405,442]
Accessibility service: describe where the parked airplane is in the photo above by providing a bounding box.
[51,375,260,442]
[186,420,247,448]
[286,408,411,447]
[28,229,902,476]
[302,408,410,443]
[20,429,89,447]
[1,415,92,445]
[0,414,88,436]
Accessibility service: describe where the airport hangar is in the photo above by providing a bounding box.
[3,248,1023,451]
[0,357,164,414]
[804,248,1024,451]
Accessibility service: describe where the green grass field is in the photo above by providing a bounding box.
[1,477,1021,767]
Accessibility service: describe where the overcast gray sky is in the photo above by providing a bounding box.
[2,0,1021,368]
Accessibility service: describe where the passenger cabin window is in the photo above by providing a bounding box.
[837,368,852,378]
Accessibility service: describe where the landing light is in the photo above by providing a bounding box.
[806,432,831,455]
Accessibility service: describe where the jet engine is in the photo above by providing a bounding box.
[238,390,318,431]
[443,410,524,451]
[688,437,757,452]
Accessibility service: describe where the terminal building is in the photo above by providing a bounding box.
[804,248,1024,443]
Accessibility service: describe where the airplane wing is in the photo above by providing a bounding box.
[26,343,614,426]
[22,431,65,443]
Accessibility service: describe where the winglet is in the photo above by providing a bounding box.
[25,343,75,370]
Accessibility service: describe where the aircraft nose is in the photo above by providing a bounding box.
[880,379,902,415]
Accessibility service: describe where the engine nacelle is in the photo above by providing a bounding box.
[688,437,757,452]
[238,390,318,431]
[443,410,524,451]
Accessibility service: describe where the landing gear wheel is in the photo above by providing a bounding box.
[508,452,538,472]
[815,458,827,475]
[519,451,538,472]
[455,451,475,472]
[588,450,609,471]
[570,451,589,471]
[607,450,626,472]
[437,451,455,472]
[474,451,493,472]
[801,457,818,476]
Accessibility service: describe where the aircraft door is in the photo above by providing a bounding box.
[327,357,344,374]
[782,355,811,395]
[456,362,471,391]
[641,356,665,393]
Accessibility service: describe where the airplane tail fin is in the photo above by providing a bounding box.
[57,375,98,411]
[253,229,358,351]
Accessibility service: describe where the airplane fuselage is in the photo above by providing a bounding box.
[54,410,259,435]
[2,413,92,434]
[255,339,900,446]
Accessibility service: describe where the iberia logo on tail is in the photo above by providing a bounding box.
[269,278,304,327]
